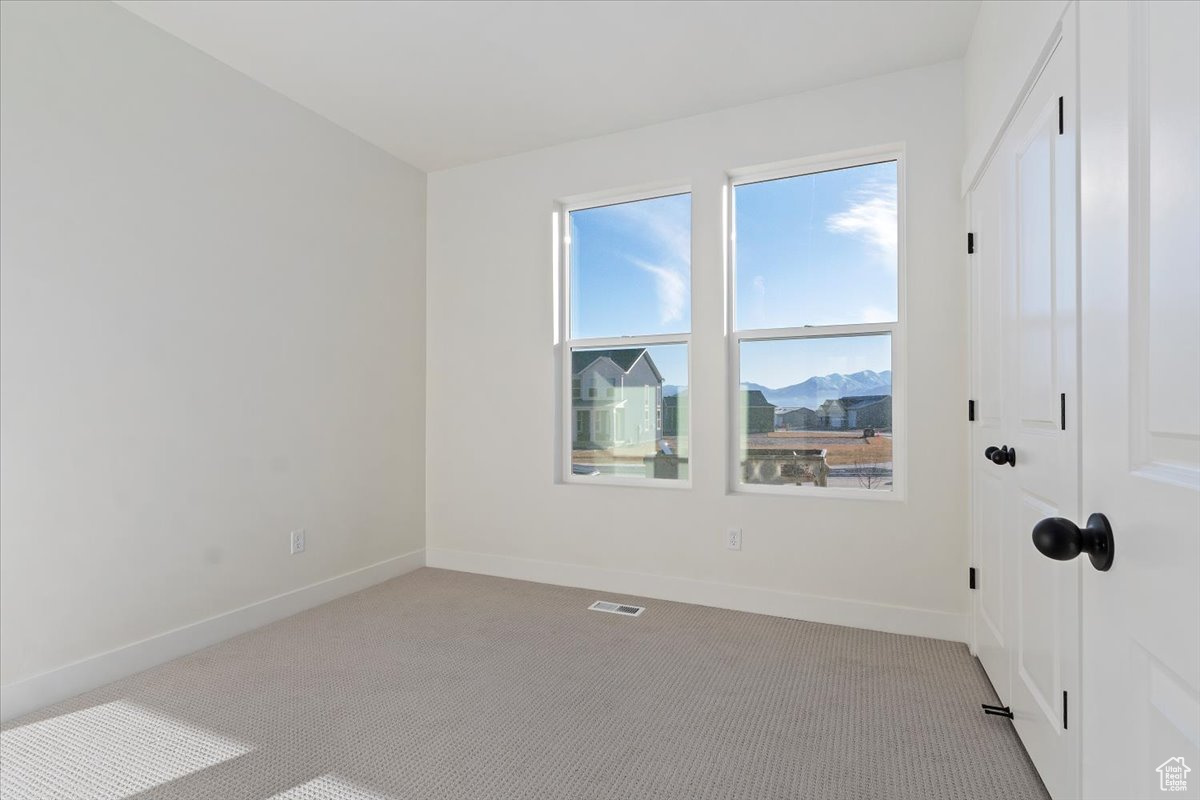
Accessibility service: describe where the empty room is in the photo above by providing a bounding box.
[1,1,1197,798]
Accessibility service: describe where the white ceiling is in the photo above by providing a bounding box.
[115,0,980,172]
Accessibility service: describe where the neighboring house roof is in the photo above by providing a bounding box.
[572,348,664,383]
[818,394,890,413]
[840,394,890,408]
[743,389,775,409]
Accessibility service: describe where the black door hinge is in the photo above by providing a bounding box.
[967,232,975,254]
[1063,690,1068,729]
[969,567,977,589]
[982,703,1013,719]
[969,399,976,422]
[1058,96,1064,135]
[1060,393,1066,430]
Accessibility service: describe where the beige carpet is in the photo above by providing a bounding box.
[0,568,1048,800]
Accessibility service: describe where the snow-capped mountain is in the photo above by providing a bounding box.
[742,370,892,409]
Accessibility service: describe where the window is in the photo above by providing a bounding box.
[730,156,902,495]
[561,190,691,484]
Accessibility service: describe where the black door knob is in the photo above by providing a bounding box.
[985,445,1016,467]
[1031,513,1114,571]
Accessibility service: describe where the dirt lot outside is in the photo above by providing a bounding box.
[571,431,890,468]
[743,430,892,466]
[572,437,682,464]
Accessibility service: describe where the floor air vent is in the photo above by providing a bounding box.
[588,600,644,617]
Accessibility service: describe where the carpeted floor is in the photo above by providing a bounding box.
[0,568,1049,799]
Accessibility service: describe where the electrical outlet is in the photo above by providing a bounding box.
[726,528,742,551]
[290,529,306,555]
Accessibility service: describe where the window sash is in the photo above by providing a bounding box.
[728,328,900,499]
[560,335,692,488]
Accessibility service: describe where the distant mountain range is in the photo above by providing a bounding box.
[743,369,892,410]
[663,369,891,409]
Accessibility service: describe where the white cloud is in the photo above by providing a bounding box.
[858,304,895,323]
[826,181,897,267]
[615,200,690,266]
[632,259,688,324]
[611,198,691,324]
[749,275,768,326]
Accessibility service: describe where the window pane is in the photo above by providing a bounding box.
[570,344,688,481]
[569,193,691,339]
[738,335,892,490]
[735,161,897,329]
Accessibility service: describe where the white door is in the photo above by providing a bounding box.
[970,11,1080,799]
[1079,2,1200,798]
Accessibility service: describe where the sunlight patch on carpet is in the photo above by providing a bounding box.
[0,699,251,800]
[270,774,396,799]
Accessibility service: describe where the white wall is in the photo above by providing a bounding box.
[963,0,1069,186]
[426,61,969,641]
[0,0,426,694]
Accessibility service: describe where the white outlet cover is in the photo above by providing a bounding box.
[727,528,742,550]
[290,529,306,554]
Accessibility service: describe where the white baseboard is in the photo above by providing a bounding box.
[427,547,967,644]
[0,548,426,723]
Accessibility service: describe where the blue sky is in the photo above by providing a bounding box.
[735,161,897,330]
[569,161,896,388]
[570,192,691,341]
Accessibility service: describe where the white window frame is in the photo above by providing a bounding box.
[557,184,693,489]
[726,146,907,500]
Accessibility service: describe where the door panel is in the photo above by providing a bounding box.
[1142,1,1200,459]
[1018,494,1061,718]
[1080,2,1200,798]
[1016,119,1056,427]
[979,471,1006,643]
